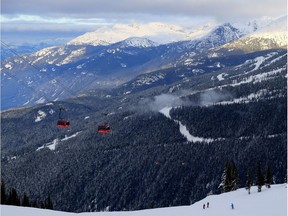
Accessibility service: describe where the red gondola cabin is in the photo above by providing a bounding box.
[57,119,70,129]
[98,124,110,133]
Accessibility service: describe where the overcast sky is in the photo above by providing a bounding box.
[1,0,287,44]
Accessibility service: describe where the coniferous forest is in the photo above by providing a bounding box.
[1,179,53,209]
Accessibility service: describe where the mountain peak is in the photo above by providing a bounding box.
[118,37,158,48]
[219,16,287,52]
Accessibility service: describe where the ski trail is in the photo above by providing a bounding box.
[159,107,214,143]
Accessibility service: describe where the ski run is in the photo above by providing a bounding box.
[1,184,287,216]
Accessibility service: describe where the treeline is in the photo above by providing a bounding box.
[0,179,53,209]
[220,161,273,195]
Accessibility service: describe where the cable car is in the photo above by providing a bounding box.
[56,107,70,129]
[57,119,70,129]
[98,124,110,133]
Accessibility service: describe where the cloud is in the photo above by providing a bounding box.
[134,93,192,114]
[199,90,233,106]
[148,94,185,111]
[2,0,286,22]
[1,0,286,44]
[133,89,234,115]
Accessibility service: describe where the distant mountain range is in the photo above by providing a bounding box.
[1,16,286,110]
[66,22,214,46]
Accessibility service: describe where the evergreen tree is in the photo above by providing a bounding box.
[220,161,232,193]
[257,162,264,192]
[1,180,7,204]
[245,167,253,194]
[265,164,272,188]
[22,192,30,207]
[231,162,239,191]
[45,194,53,210]
[7,188,21,206]
[31,200,39,208]
[40,201,45,209]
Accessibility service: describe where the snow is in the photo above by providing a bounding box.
[36,132,82,151]
[35,110,47,122]
[159,107,172,118]
[61,132,82,141]
[4,63,13,70]
[36,139,59,151]
[1,184,287,216]
[232,16,276,35]
[49,109,55,115]
[238,67,285,85]
[59,48,86,65]
[132,73,165,87]
[217,89,268,105]
[35,97,46,104]
[159,107,214,143]
[216,73,228,81]
[67,22,216,46]
[176,119,217,143]
[120,37,158,48]
[249,16,287,47]
[221,16,287,51]
[178,122,213,143]
[208,65,286,93]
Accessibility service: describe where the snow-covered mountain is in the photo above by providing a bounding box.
[232,16,277,35]
[67,18,278,47]
[67,22,216,46]
[114,37,159,48]
[1,16,286,110]
[1,184,287,216]
[219,16,287,52]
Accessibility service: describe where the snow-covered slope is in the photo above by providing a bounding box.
[1,184,287,216]
[232,16,276,35]
[249,16,287,47]
[220,16,287,52]
[115,37,158,48]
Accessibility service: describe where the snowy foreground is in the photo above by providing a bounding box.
[1,184,287,216]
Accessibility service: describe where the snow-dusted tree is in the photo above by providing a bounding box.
[257,162,264,192]
[22,192,30,207]
[245,167,253,194]
[231,162,239,191]
[7,188,20,206]
[220,161,232,193]
[1,180,7,204]
[45,194,53,210]
[265,164,272,188]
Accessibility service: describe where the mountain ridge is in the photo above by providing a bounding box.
[1,16,286,110]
